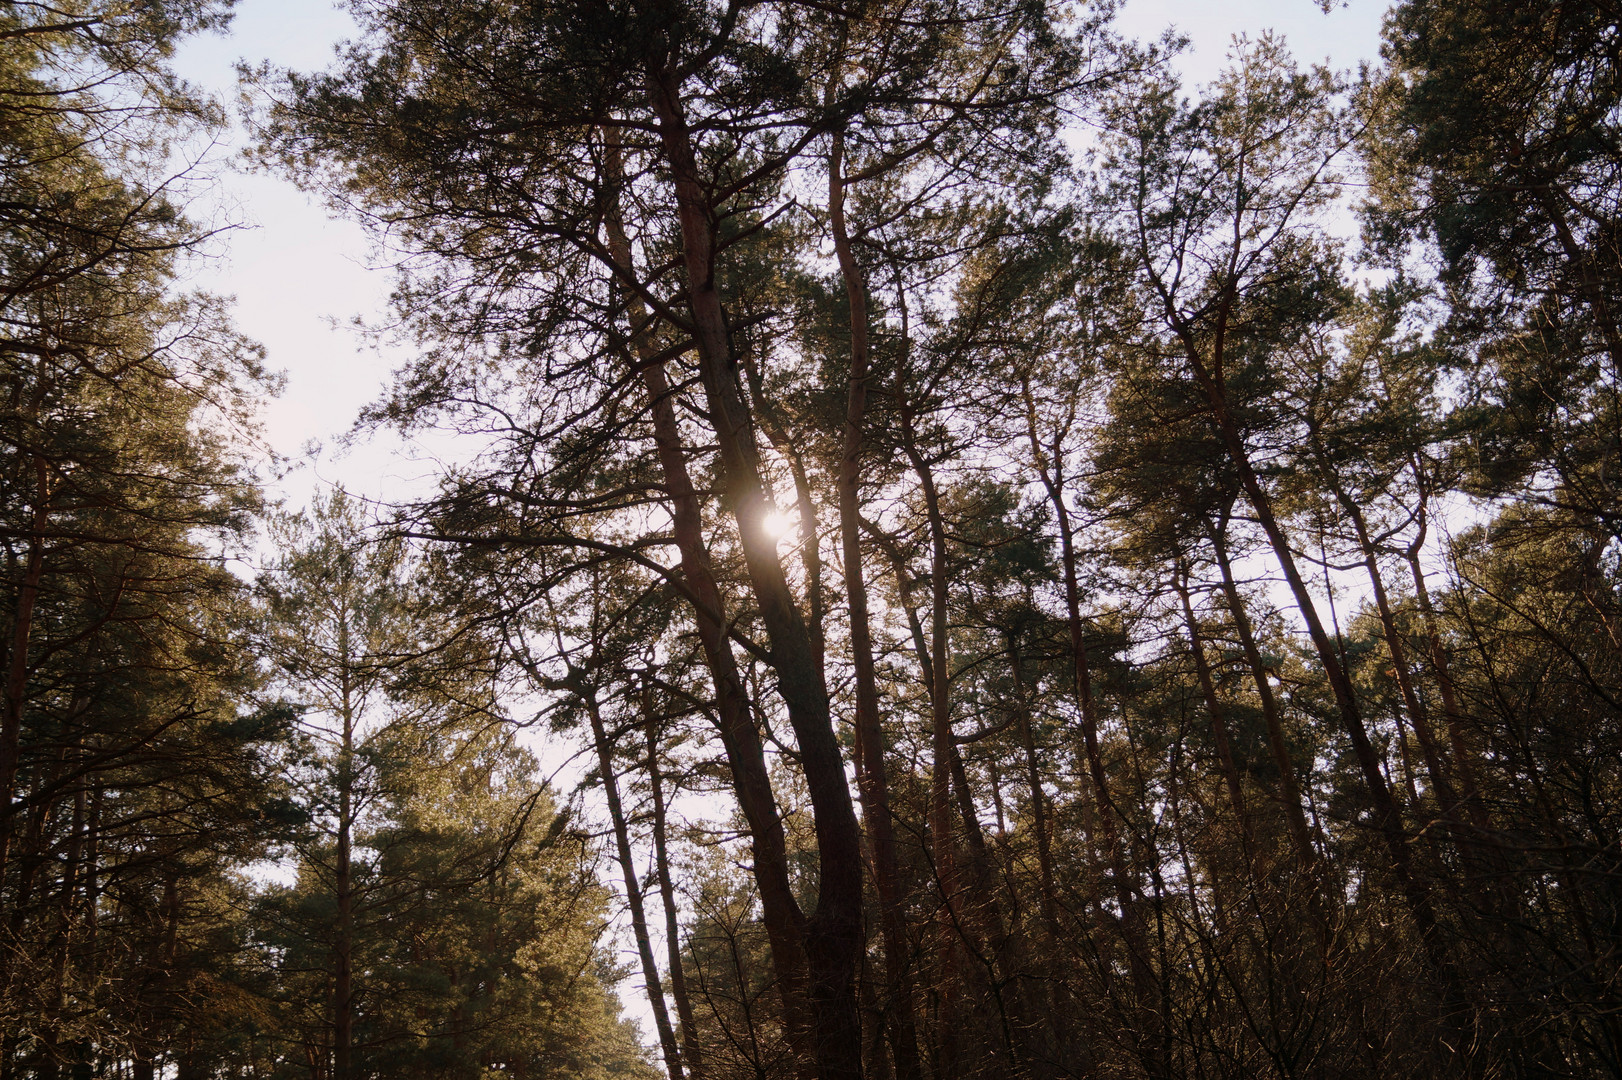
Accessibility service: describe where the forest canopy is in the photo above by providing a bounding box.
[1,2,1619,1080]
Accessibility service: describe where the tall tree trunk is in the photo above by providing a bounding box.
[603,128,816,1071]
[1175,329,1442,961]
[1402,472,1488,830]
[739,356,826,683]
[1005,637,1060,936]
[1204,514,1318,869]
[641,61,865,1080]
[1174,572,1252,846]
[828,129,923,1080]
[38,779,87,1080]
[1306,428,1458,818]
[864,473,1028,1076]
[333,615,356,1080]
[893,388,969,1080]
[896,386,1043,1077]
[945,736,1035,1080]
[0,456,51,880]
[1018,383,1164,1076]
[1006,635,1091,1078]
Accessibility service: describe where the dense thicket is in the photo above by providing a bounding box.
[5,0,1620,1078]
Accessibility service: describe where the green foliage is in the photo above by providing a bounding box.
[248,723,655,1080]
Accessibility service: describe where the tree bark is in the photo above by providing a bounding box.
[641,59,865,1080]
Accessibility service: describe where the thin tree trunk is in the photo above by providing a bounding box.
[1402,474,1488,829]
[39,780,86,1080]
[0,456,51,880]
[894,388,968,1080]
[1204,514,1318,868]
[1175,331,1441,960]
[1018,385,1163,1076]
[1006,638,1060,933]
[1306,429,1457,815]
[334,638,355,1080]
[584,684,683,1080]
[1174,571,1252,846]
[1007,635,1091,1078]
[646,711,705,1080]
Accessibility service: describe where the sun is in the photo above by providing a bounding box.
[761,508,796,543]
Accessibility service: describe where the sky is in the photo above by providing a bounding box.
[167,0,1390,515]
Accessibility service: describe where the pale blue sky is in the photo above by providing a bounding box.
[168,0,1390,510]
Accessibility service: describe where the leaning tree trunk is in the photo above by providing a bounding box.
[1204,513,1319,871]
[1305,427,1458,819]
[1174,322,1445,975]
